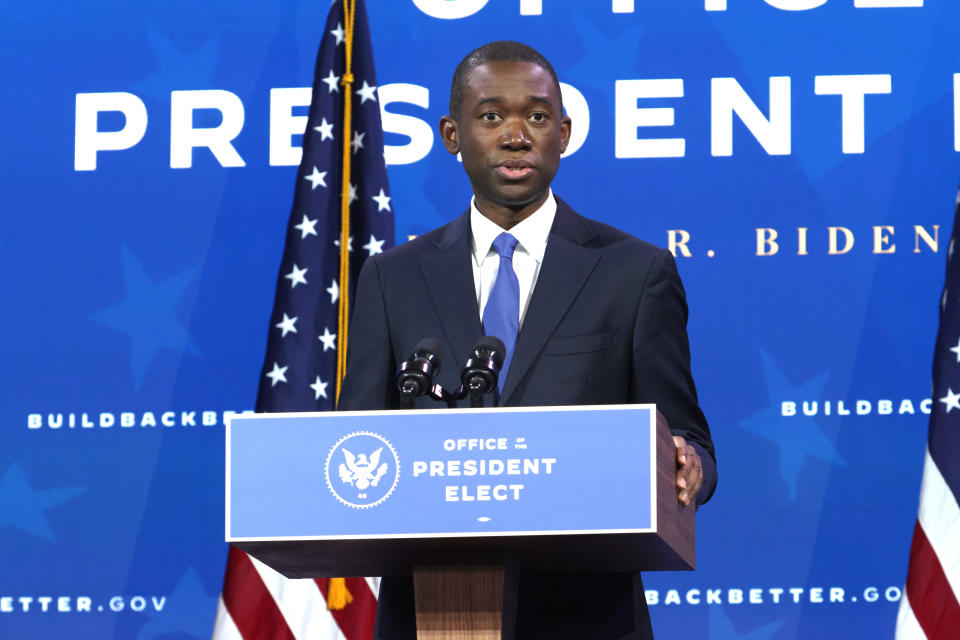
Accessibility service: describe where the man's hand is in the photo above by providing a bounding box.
[674,436,702,507]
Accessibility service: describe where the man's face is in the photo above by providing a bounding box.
[440,61,571,223]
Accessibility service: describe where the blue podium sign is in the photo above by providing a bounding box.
[227,405,657,542]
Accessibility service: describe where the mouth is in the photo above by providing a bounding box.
[495,160,534,180]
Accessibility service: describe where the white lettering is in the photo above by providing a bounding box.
[711,77,791,156]
[411,0,487,19]
[75,92,148,171]
[782,401,796,417]
[170,90,246,168]
[559,82,589,157]
[814,74,891,153]
[380,83,433,166]
[615,79,685,158]
[269,87,311,166]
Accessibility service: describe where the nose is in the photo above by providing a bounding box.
[500,118,531,149]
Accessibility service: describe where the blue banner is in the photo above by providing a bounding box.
[228,406,655,538]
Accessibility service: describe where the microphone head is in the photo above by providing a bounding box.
[412,337,444,369]
[473,336,505,369]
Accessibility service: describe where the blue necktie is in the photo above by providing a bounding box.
[482,232,520,394]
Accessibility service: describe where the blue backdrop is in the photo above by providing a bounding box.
[2,1,956,638]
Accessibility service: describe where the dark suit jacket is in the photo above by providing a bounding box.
[338,197,716,639]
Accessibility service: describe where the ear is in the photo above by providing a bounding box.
[439,116,460,155]
[559,114,572,154]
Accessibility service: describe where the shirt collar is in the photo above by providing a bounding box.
[470,189,556,266]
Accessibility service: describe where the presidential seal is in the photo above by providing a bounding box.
[324,431,400,509]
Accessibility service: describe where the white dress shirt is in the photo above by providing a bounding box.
[470,190,557,327]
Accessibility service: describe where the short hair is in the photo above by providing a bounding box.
[449,41,562,121]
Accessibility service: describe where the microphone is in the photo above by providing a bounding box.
[396,338,444,408]
[460,336,506,407]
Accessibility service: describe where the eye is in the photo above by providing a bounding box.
[529,112,548,123]
[480,112,501,122]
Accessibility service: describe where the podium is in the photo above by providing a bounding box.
[227,405,694,638]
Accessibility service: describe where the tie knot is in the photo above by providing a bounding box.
[492,232,519,260]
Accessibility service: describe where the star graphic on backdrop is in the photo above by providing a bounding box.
[322,69,340,93]
[950,337,960,362]
[739,351,842,500]
[304,166,327,190]
[90,247,201,389]
[265,362,288,387]
[330,22,345,45]
[351,130,366,154]
[284,264,308,288]
[0,463,85,541]
[356,80,378,104]
[310,375,329,400]
[275,313,298,337]
[318,327,337,352]
[363,234,385,256]
[346,182,358,204]
[327,279,339,304]
[708,604,784,640]
[135,567,217,640]
[566,18,645,97]
[372,188,392,212]
[134,28,219,101]
[333,235,354,252]
[294,214,318,239]
[939,388,960,413]
[313,117,334,141]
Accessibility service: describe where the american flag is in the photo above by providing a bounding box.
[895,188,960,638]
[213,0,392,638]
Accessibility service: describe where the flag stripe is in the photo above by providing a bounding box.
[317,578,378,639]
[916,448,960,604]
[895,592,926,640]
[904,521,960,637]
[212,595,245,640]
[250,556,346,640]
[221,547,297,640]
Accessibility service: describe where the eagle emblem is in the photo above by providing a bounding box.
[338,447,389,497]
[325,431,399,509]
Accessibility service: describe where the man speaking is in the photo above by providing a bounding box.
[338,41,716,639]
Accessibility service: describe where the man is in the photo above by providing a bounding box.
[338,41,716,639]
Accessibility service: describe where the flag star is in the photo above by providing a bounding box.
[313,117,334,141]
[266,362,288,387]
[322,69,340,93]
[351,130,365,154]
[330,22,345,45]
[356,80,378,104]
[318,327,337,352]
[304,166,327,190]
[310,375,329,400]
[334,235,354,252]
[939,388,960,413]
[372,188,392,212]
[327,279,339,303]
[363,234,385,256]
[275,313,298,337]
[285,264,308,288]
[951,337,960,362]
[293,214,318,239]
[347,182,358,204]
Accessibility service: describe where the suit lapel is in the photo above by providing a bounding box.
[419,211,483,370]
[501,200,600,403]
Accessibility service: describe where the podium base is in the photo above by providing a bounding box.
[413,557,518,639]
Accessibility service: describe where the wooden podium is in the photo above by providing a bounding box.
[227,405,693,638]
